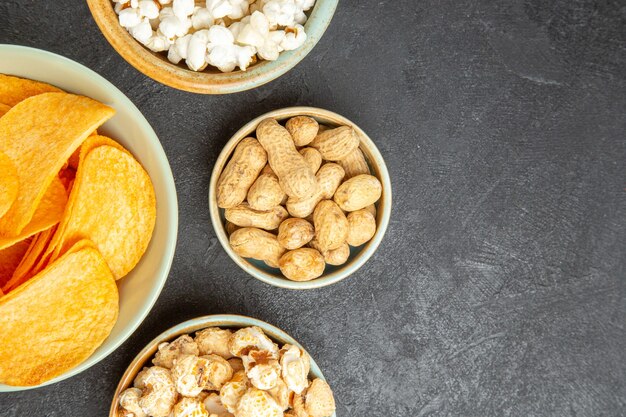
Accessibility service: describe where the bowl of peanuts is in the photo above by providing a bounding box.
[209,107,392,289]
[111,314,336,417]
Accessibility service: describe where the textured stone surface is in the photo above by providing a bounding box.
[1,0,625,416]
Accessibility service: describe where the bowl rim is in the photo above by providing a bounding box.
[0,44,178,391]
[86,0,339,94]
[209,106,392,289]
[109,314,335,417]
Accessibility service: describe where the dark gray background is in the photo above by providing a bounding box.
[1,0,625,416]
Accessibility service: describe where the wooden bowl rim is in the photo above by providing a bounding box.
[86,0,338,94]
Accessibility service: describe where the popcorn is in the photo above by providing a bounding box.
[119,8,142,28]
[280,24,306,51]
[187,29,211,71]
[279,344,310,394]
[262,0,306,27]
[206,0,248,20]
[304,378,335,417]
[203,392,232,416]
[202,354,235,390]
[173,0,195,18]
[236,388,283,417]
[115,0,313,72]
[195,327,233,359]
[145,32,172,52]
[139,0,161,19]
[171,354,210,397]
[268,377,292,411]
[191,7,214,30]
[227,357,244,373]
[229,326,279,357]
[136,366,178,417]
[235,11,284,60]
[119,387,148,417]
[159,15,191,38]
[129,18,154,45]
[173,397,210,417]
[153,335,199,369]
[119,326,333,417]
[219,370,249,414]
[242,349,281,390]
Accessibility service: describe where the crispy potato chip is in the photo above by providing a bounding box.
[0,74,62,107]
[48,143,155,279]
[0,177,66,251]
[0,151,18,219]
[2,227,55,293]
[0,92,114,236]
[0,242,118,386]
[0,103,10,117]
[0,239,31,288]
[34,136,131,274]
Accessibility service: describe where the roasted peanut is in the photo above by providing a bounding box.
[313,200,349,251]
[225,221,240,236]
[286,116,319,147]
[256,118,318,199]
[310,126,359,161]
[277,218,315,250]
[286,163,345,218]
[346,209,377,246]
[310,240,350,266]
[230,228,286,266]
[247,173,286,211]
[363,204,377,217]
[299,147,323,174]
[279,248,325,281]
[225,203,288,231]
[217,138,267,208]
[337,147,369,179]
[334,174,382,212]
[261,164,275,176]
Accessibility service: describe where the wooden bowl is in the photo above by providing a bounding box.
[87,0,338,94]
[209,107,392,289]
[109,315,336,417]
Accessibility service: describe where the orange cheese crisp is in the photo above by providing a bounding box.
[0,151,18,219]
[0,239,30,288]
[0,75,156,387]
[2,227,56,293]
[0,103,10,117]
[0,243,118,386]
[0,177,66,251]
[45,139,154,280]
[0,74,62,107]
[0,92,114,236]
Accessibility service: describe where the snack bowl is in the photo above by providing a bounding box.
[209,107,392,289]
[0,45,178,391]
[86,0,338,94]
[110,314,336,416]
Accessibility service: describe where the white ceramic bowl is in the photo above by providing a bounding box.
[0,45,178,391]
[209,107,392,289]
[110,315,336,417]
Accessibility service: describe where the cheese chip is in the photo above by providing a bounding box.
[0,242,118,386]
[0,92,114,236]
[0,74,62,107]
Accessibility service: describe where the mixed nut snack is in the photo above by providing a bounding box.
[217,116,383,281]
[117,326,336,417]
[113,0,315,72]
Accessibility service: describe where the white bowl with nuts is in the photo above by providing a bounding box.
[209,107,391,289]
[110,315,336,417]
